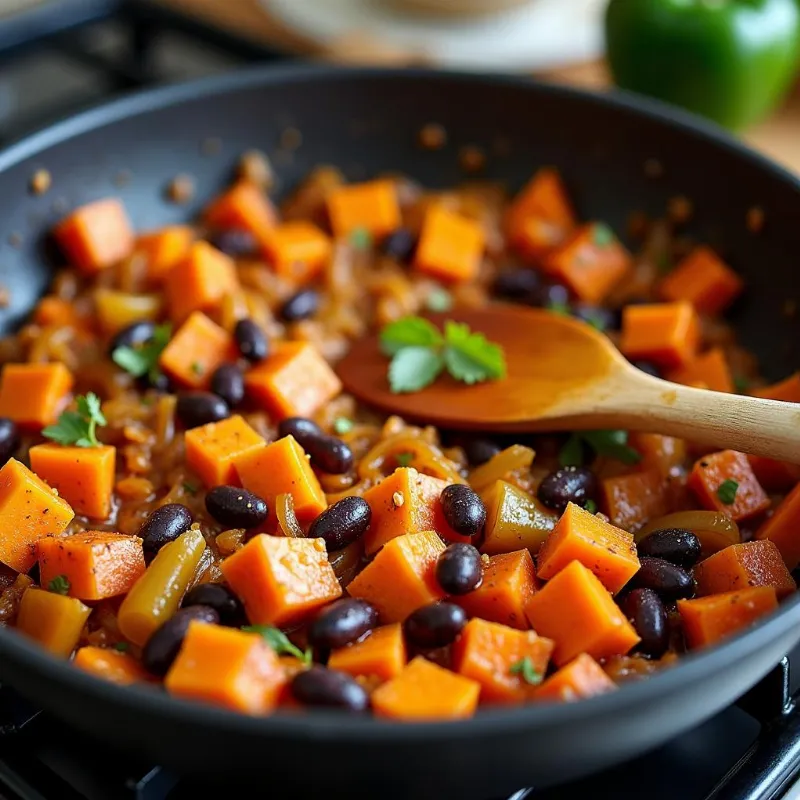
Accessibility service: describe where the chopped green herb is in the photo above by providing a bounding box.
[42,393,106,448]
[380,317,443,357]
[717,479,739,505]
[112,323,172,385]
[581,430,642,466]
[190,361,204,377]
[388,346,445,393]
[547,301,571,317]
[592,223,615,247]
[426,287,453,313]
[333,417,354,435]
[584,311,608,332]
[733,375,750,394]
[442,320,507,386]
[559,434,584,468]
[584,499,598,514]
[396,452,414,467]
[350,227,373,250]
[48,575,70,595]
[113,641,130,653]
[182,482,198,496]
[509,656,542,685]
[242,624,312,665]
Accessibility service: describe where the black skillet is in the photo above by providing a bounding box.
[0,66,799,799]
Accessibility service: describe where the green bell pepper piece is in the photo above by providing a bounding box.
[605,0,800,130]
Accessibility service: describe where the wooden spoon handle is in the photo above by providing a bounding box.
[605,374,800,464]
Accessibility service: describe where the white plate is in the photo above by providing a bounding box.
[262,0,606,72]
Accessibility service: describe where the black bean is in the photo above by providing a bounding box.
[538,466,598,513]
[138,503,194,562]
[492,269,541,304]
[638,528,701,569]
[464,438,501,467]
[108,320,156,357]
[176,392,230,429]
[436,543,483,595]
[308,496,371,551]
[308,598,379,650]
[306,436,354,475]
[209,363,244,408]
[205,485,268,529]
[280,289,319,322]
[404,602,467,648]
[440,485,486,538]
[208,229,257,257]
[142,605,219,676]
[621,588,669,658]
[234,318,269,362]
[291,666,369,712]
[383,228,417,262]
[278,416,323,445]
[632,360,661,378]
[28,562,40,584]
[182,583,244,627]
[0,418,20,466]
[142,371,173,393]
[630,557,695,601]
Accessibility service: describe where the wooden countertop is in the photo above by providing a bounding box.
[156,0,800,175]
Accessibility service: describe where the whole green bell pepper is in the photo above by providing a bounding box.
[605,0,800,130]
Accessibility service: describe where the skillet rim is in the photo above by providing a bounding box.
[1,63,800,742]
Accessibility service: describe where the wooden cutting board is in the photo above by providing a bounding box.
[156,0,800,175]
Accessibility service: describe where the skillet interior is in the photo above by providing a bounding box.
[0,66,799,797]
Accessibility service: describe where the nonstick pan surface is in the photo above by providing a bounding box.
[1,66,800,798]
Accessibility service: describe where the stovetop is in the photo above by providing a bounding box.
[1,2,800,798]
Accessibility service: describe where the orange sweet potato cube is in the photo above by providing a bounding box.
[413,205,485,283]
[688,450,770,523]
[371,656,480,720]
[165,621,285,714]
[667,348,734,393]
[328,623,407,682]
[659,246,743,316]
[74,646,151,685]
[184,414,265,488]
[600,469,668,533]
[159,311,236,389]
[532,653,616,703]
[748,455,800,493]
[38,531,145,601]
[29,443,115,519]
[204,181,277,250]
[362,467,464,555]
[326,180,401,239]
[620,302,701,370]
[265,221,332,284]
[694,540,796,599]
[628,433,687,479]
[53,198,134,275]
[244,342,341,421]
[453,618,554,704]
[346,529,446,623]
[221,534,341,626]
[0,458,74,572]
[678,587,778,649]
[537,502,640,594]
[165,241,240,323]
[456,550,537,630]
[16,588,91,658]
[234,435,326,523]
[0,363,73,429]
[525,560,640,665]
[137,225,194,283]
[753,373,800,402]
[544,223,632,305]
[757,482,800,570]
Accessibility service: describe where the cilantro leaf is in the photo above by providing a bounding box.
[548,301,571,317]
[113,641,130,652]
[42,392,106,448]
[350,227,372,250]
[509,656,542,685]
[48,575,70,595]
[442,320,506,385]
[717,479,739,505]
[182,482,198,496]
[592,222,615,247]
[584,499,598,514]
[396,452,414,467]
[243,624,311,664]
[112,323,172,384]
[426,287,453,313]
[733,375,750,394]
[559,434,585,467]
[380,317,443,357]
[581,430,642,465]
[333,417,354,435]
[388,346,444,393]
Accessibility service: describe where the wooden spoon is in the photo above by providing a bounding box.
[336,304,800,463]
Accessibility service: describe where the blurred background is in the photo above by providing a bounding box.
[0,0,799,172]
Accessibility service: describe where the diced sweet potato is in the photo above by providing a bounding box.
[688,450,770,523]
[456,550,538,630]
[620,301,700,370]
[204,181,277,250]
[74,646,151,685]
[53,198,134,275]
[525,560,640,665]
[327,623,406,682]
[413,205,485,283]
[165,621,284,714]
[480,480,557,556]
[667,348,734,393]
[532,653,616,703]
[0,458,74,572]
[16,587,91,657]
[600,469,669,533]
[326,180,401,239]
[94,289,162,334]
[38,531,145,601]
[757,482,800,570]
[346,529,445,623]
[453,618,554,704]
[184,414,265,488]
[658,246,743,316]
[244,342,342,421]
[628,433,686,479]
[371,656,480,720]
[537,502,640,594]
[29,443,115,519]
[265,221,332,284]
[748,455,800,493]
[753,373,800,403]
[221,534,341,626]
[137,225,194,283]
[0,363,73,429]
[234,435,326,523]
[694,540,796,599]
[678,586,778,649]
